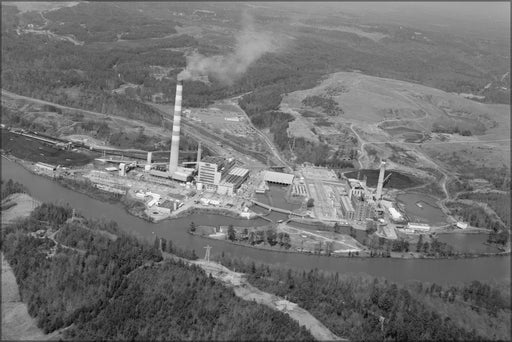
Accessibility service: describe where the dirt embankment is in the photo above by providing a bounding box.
[163,251,345,341]
[1,193,65,341]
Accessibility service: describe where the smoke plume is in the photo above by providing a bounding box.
[178,14,277,85]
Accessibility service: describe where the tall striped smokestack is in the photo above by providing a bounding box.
[169,81,182,174]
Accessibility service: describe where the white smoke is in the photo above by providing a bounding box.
[178,14,277,85]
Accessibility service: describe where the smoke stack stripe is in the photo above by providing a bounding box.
[169,81,183,174]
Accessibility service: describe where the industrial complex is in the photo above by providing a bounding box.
[8,80,463,238]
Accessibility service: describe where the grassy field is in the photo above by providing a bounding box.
[280,71,510,184]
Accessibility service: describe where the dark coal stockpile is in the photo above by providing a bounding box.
[344,169,423,189]
[1,129,95,166]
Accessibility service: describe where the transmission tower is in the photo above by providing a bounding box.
[204,245,212,263]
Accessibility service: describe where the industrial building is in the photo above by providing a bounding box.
[217,167,250,196]
[35,162,56,172]
[264,171,294,185]
[456,221,468,229]
[388,206,404,222]
[407,222,431,232]
[340,196,355,220]
[197,162,221,189]
[351,195,376,221]
[347,178,366,199]
[197,157,236,191]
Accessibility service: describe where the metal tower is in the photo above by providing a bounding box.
[204,245,212,263]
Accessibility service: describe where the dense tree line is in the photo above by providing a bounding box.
[225,226,292,249]
[453,192,510,246]
[446,202,505,232]
[44,3,178,43]
[67,261,312,341]
[457,192,510,228]
[218,256,509,341]
[2,211,162,334]
[1,179,28,200]
[30,203,72,226]
[365,234,457,257]
[1,8,191,125]
[302,95,344,116]
[431,124,473,136]
[1,202,314,340]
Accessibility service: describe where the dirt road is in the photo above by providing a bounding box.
[163,251,345,341]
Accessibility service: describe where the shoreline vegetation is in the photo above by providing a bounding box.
[189,228,511,260]
[2,154,509,260]
[2,194,510,341]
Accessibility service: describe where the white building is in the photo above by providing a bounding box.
[456,221,468,229]
[388,207,403,222]
[35,162,56,171]
[407,222,430,232]
[264,171,294,185]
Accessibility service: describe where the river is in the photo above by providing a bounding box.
[2,158,510,285]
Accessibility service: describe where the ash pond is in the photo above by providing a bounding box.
[396,193,448,225]
[2,157,509,285]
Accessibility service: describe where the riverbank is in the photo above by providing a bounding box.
[168,205,258,221]
[2,154,260,224]
[190,225,510,260]
[2,154,510,262]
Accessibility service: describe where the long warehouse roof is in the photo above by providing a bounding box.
[264,171,294,184]
[340,196,354,212]
[229,167,249,177]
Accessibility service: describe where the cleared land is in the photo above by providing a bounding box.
[280,71,510,193]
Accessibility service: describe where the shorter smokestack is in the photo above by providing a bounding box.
[147,152,153,164]
[376,160,386,201]
[196,141,202,171]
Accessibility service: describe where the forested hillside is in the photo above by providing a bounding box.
[1,202,313,340]
[457,192,511,228]
[219,256,511,341]
[3,1,507,129]
[1,195,510,341]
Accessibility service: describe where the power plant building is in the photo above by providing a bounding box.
[197,157,236,191]
[388,207,403,222]
[347,179,366,199]
[351,195,376,221]
[340,196,355,220]
[197,162,222,190]
[264,171,294,185]
[217,167,250,196]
